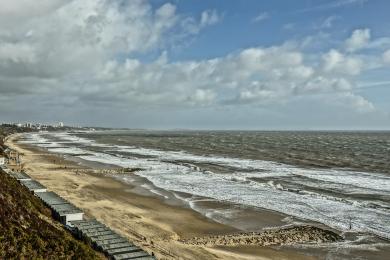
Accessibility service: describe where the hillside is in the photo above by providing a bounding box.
[0,167,103,259]
[0,126,102,259]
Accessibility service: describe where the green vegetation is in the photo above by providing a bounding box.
[0,125,102,259]
[0,125,28,146]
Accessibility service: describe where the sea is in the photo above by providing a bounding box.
[19,130,390,257]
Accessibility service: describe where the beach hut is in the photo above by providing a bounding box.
[112,251,151,260]
[9,171,31,181]
[55,206,84,225]
[5,149,20,163]
[35,192,84,225]
[20,179,47,193]
[69,219,155,259]
[0,165,11,173]
[35,191,68,207]
[6,161,22,172]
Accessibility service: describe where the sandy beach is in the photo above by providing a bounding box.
[6,134,321,260]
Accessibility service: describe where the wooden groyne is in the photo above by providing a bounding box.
[181,225,343,247]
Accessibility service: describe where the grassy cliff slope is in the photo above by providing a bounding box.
[0,125,102,259]
[0,171,102,259]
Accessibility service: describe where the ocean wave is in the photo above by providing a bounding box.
[19,132,390,239]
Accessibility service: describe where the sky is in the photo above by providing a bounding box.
[0,0,390,130]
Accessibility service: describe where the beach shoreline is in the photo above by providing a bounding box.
[6,133,342,259]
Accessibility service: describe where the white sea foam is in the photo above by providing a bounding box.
[140,184,169,199]
[48,146,90,155]
[19,132,390,239]
[113,146,390,193]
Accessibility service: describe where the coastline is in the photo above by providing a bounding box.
[7,133,330,259]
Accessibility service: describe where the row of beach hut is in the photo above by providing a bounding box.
[0,162,155,260]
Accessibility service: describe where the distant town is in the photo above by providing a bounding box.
[0,122,96,131]
[3,122,64,129]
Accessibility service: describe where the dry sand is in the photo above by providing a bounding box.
[7,134,316,260]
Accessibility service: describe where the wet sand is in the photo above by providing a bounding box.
[7,134,318,260]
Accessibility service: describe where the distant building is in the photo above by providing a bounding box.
[5,149,22,172]
[58,122,64,127]
[7,162,22,172]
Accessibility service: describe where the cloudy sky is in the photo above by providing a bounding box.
[1,0,390,129]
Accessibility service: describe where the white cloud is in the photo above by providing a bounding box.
[0,0,382,119]
[322,49,363,75]
[383,49,390,64]
[252,12,269,23]
[345,28,371,52]
[318,15,339,29]
[238,89,278,104]
[336,92,375,112]
[200,9,221,27]
[0,0,218,93]
[187,89,216,106]
[298,77,352,94]
[0,0,66,25]
[0,42,36,63]
[298,0,367,13]
[177,9,221,36]
[80,43,375,114]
